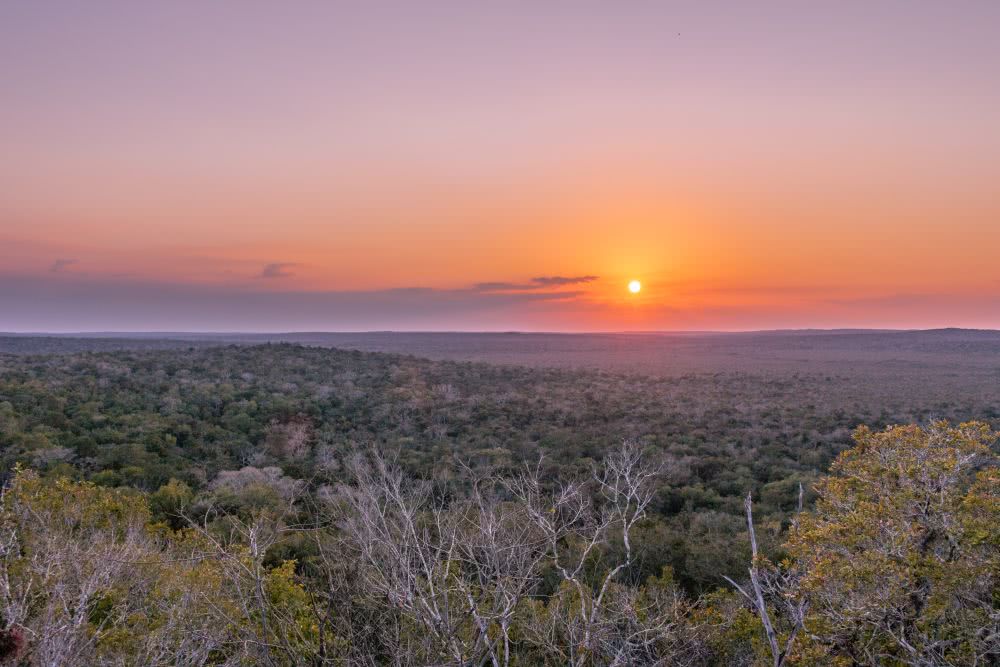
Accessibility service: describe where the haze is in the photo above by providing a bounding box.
[2,1,999,332]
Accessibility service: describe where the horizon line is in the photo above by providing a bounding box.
[2,326,996,337]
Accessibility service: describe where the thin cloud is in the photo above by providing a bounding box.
[4,273,999,332]
[475,275,599,292]
[531,275,598,287]
[258,263,296,279]
[474,281,528,291]
[49,258,78,273]
[0,274,588,331]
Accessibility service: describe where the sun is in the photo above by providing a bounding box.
[628,280,641,294]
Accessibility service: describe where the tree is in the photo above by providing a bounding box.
[723,490,807,667]
[333,450,550,666]
[732,421,1000,666]
[791,421,999,665]
[332,441,708,666]
[0,470,316,666]
[508,440,688,665]
[0,470,151,666]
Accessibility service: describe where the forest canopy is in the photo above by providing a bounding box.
[0,344,997,665]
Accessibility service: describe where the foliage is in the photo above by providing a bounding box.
[785,422,1000,666]
[732,422,1000,666]
[3,343,995,594]
[0,343,997,664]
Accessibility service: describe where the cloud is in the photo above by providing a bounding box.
[0,274,588,332]
[49,258,78,273]
[474,281,528,291]
[531,275,598,287]
[258,263,296,279]
[4,271,1000,332]
[475,275,599,292]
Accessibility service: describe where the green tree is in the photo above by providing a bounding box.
[148,478,194,528]
[786,421,1000,666]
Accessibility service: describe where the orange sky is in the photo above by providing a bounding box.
[2,2,999,331]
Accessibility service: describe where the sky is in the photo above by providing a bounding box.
[2,1,999,332]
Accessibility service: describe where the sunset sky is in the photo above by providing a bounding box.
[2,2,999,332]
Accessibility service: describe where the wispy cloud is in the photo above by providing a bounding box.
[0,274,589,331]
[258,263,296,279]
[473,281,527,291]
[4,271,1000,332]
[531,275,598,287]
[475,275,599,292]
[49,258,78,273]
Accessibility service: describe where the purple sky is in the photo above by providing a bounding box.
[2,2,999,331]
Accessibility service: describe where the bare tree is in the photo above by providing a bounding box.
[723,492,807,667]
[508,440,699,666]
[334,451,550,666]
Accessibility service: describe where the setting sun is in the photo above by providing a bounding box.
[628,280,641,294]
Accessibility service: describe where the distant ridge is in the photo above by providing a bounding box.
[5,327,999,338]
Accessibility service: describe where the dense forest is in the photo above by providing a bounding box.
[0,343,997,665]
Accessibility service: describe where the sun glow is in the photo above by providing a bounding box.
[628,280,641,294]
